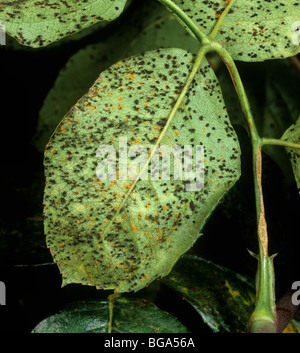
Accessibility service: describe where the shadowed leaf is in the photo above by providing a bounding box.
[162,255,255,332]
[31,297,189,333]
[281,116,300,193]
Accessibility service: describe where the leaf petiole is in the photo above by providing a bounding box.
[261,137,300,149]
[108,293,118,333]
[158,0,212,45]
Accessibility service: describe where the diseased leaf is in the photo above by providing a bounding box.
[33,1,199,152]
[161,0,300,61]
[44,48,241,293]
[162,255,255,333]
[3,0,134,50]
[281,116,300,193]
[31,297,189,333]
[0,0,128,47]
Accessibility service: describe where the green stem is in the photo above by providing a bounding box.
[108,293,118,333]
[158,0,211,45]
[262,137,300,149]
[249,250,277,332]
[248,144,277,332]
[210,43,259,141]
[211,45,277,332]
[289,55,300,73]
[158,0,277,332]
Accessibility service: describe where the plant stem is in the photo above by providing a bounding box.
[108,293,118,333]
[289,55,300,73]
[248,144,277,332]
[249,251,277,332]
[158,0,278,332]
[211,44,277,332]
[158,0,211,45]
[210,43,259,140]
[261,137,300,149]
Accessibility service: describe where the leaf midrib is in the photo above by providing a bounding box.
[99,53,192,242]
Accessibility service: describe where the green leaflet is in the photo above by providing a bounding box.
[31,297,190,333]
[0,0,127,47]
[161,0,300,61]
[281,116,300,193]
[44,48,241,293]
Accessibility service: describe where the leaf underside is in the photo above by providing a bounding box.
[0,0,127,47]
[163,0,300,61]
[44,48,241,293]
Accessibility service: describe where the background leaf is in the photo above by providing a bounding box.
[44,48,241,293]
[161,0,300,61]
[281,116,300,193]
[0,0,128,47]
[218,59,300,182]
[31,297,189,333]
[162,255,255,333]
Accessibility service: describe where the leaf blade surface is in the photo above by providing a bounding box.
[0,0,128,47]
[162,0,300,61]
[44,48,241,293]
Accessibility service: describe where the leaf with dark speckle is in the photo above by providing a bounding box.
[0,0,128,47]
[44,48,241,293]
[33,0,199,152]
[161,0,300,61]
